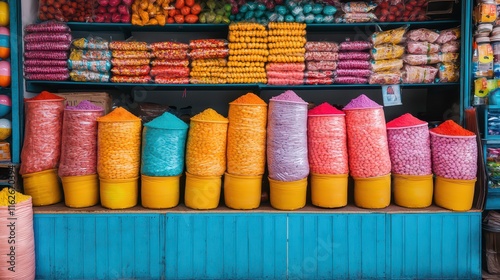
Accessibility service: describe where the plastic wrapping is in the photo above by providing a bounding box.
[24,66,68,74]
[305,52,338,61]
[191,58,227,67]
[70,70,110,82]
[338,51,371,60]
[25,21,71,33]
[345,107,391,178]
[406,28,440,43]
[267,99,309,181]
[111,65,151,76]
[342,1,377,13]
[227,101,267,176]
[403,54,440,65]
[25,72,70,81]
[339,13,378,23]
[305,77,333,85]
[111,75,152,83]
[109,41,149,51]
[474,2,497,24]
[402,65,438,84]
[430,133,477,180]
[68,60,112,72]
[38,0,93,22]
[150,66,189,77]
[24,32,72,43]
[406,41,440,54]
[267,62,306,72]
[441,40,460,53]
[20,96,64,175]
[24,59,68,67]
[334,76,368,84]
[268,48,304,56]
[141,113,188,177]
[440,52,460,63]
[305,41,339,52]
[339,41,372,51]
[70,49,112,60]
[25,51,68,60]
[387,125,431,175]
[305,71,335,79]
[267,78,303,85]
[152,49,189,60]
[112,50,153,59]
[150,41,189,51]
[72,37,109,50]
[437,63,460,83]
[308,115,348,174]
[150,59,188,67]
[189,39,228,49]
[155,76,190,84]
[94,0,132,23]
[371,26,407,46]
[337,60,371,69]
[267,71,304,80]
[97,108,142,180]
[306,61,337,71]
[189,77,227,84]
[185,110,228,177]
[371,44,405,60]
[268,55,305,63]
[189,48,229,60]
[111,58,151,66]
[436,27,461,44]
[131,0,168,26]
[59,108,104,177]
[368,72,401,84]
[336,69,372,77]
[370,59,403,72]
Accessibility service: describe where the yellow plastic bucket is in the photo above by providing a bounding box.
[224,173,262,210]
[354,173,391,209]
[61,174,99,208]
[22,169,62,206]
[184,172,221,210]
[99,177,139,209]
[434,176,476,211]
[310,173,348,208]
[393,174,433,208]
[269,177,307,211]
[141,175,180,209]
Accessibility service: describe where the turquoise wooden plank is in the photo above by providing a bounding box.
[165,215,179,279]
[134,216,148,278]
[360,215,377,278]
[67,217,84,279]
[376,214,386,279]
[235,216,249,279]
[288,216,304,279]
[347,215,362,279]
[120,217,135,278]
[416,215,431,279]
[205,216,224,278]
[95,216,110,279]
[222,215,236,279]
[248,216,264,278]
[316,216,334,278]
[469,214,482,280]
[403,215,418,278]
[263,215,287,279]
[457,215,471,279]
[192,216,207,279]
[430,215,444,278]
[53,216,68,279]
[82,217,96,280]
[390,215,403,279]
[442,215,459,278]
[107,217,122,279]
[173,215,193,279]
[34,217,55,279]
[332,215,349,279]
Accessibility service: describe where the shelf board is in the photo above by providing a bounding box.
[26,80,459,92]
[66,20,461,33]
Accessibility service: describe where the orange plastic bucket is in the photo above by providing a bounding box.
[22,169,62,206]
[393,174,433,208]
[310,173,348,208]
[141,175,180,209]
[224,173,262,210]
[269,177,307,210]
[184,172,221,210]
[353,173,391,209]
[434,176,476,211]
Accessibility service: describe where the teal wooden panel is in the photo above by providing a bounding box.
[34,214,163,280]
[165,214,287,280]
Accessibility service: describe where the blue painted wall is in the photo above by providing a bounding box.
[33,212,482,280]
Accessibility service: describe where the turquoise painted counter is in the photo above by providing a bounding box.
[33,204,482,280]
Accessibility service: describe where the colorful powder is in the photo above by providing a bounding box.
[66,100,104,111]
[270,90,307,103]
[145,112,188,130]
[308,102,344,115]
[191,108,228,122]
[386,113,427,128]
[431,120,475,136]
[343,94,381,110]
[25,91,64,101]
[0,188,31,206]
[97,107,141,122]
[231,93,266,105]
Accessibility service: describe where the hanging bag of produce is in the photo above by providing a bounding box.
[267,90,309,210]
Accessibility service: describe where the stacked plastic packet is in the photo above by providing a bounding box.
[435,27,461,83]
[487,147,500,188]
[369,26,406,84]
[109,41,152,83]
[68,36,111,82]
[267,22,306,85]
[23,21,72,81]
[227,22,268,84]
[304,41,338,85]
[402,28,441,83]
[335,39,372,84]
[150,41,190,84]
[336,1,378,23]
[189,39,229,84]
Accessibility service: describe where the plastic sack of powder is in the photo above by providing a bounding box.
[386,113,431,175]
[267,90,309,181]
[344,94,391,178]
[308,103,348,175]
[97,107,142,180]
[227,93,268,176]
[141,112,188,177]
[58,101,104,177]
[20,91,65,175]
[186,109,228,177]
[430,120,477,180]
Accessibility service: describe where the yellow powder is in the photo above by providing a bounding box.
[191,108,228,122]
[231,93,267,105]
[0,188,31,206]
[97,107,141,122]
